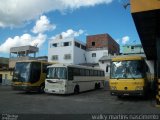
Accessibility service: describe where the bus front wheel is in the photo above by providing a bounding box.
[39,84,45,93]
[95,83,100,89]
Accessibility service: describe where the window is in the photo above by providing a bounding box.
[47,67,67,79]
[64,42,69,46]
[64,54,71,60]
[80,69,85,76]
[106,66,109,73]
[52,55,58,60]
[101,71,105,76]
[81,45,86,50]
[90,70,94,76]
[131,46,134,49]
[98,71,101,76]
[68,67,73,80]
[75,42,80,48]
[92,53,96,57]
[92,42,95,46]
[94,70,98,76]
[73,68,80,76]
[86,69,90,76]
[52,43,57,47]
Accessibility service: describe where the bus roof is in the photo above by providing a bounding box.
[48,63,103,71]
[112,55,144,62]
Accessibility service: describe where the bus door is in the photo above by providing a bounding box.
[0,74,2,84]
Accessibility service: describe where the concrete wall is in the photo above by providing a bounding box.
[48,37,86,64]
[86,34,109,49]
[0,71,13,85]
[48,38,74,64]
[86,33,120,55]
[122,45,144,54]
[73,46,86,64]
[99,61,110,80]
[86,50,108,63]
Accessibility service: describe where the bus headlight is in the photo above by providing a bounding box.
[135,86,143,90]
[110,86,117,90]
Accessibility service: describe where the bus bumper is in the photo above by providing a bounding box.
[110,90,144,96]
[44,88,67,94]
[12,85,39,92]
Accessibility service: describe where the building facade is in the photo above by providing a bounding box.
[0,57,12,85]
[0,70,12,85]
[86,34,120,64]
[122,44,144,55]
[0,57,9,70]
[85,34,120,78]
[48,36,86,64]
[9,45,38,68]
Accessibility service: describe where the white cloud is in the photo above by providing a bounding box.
[0,0,113,27]
[0,33,46,53]
[0,15,55,53]
[52,29,84,40]
[122,36,130,44]
[61,29,84,38]
[32,15,56,34]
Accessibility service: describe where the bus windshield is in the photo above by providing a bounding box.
[110,60,144,79]
[47,67,67,79]
[13,62,31,82]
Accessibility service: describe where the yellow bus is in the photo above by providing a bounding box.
[109,55,152,97]
[12,60,52,93]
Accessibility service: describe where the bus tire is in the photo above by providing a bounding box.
[39,84,45,93]
[95,83,98,89]
[74,85,79,94]
[97,83,101,89]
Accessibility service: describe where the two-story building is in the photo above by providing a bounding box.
[85,34,119,63]
[85,34,120,77]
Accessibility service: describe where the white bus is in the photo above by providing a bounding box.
[44,64,105,94]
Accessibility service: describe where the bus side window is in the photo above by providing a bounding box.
[80,69,85,76]
[94,70,98,76]
[90,70,93,76]
[98,71,101,76]
[101,71,104,76]
[74,68,80,76]
[68,67,73,80]
[86,69,89,76]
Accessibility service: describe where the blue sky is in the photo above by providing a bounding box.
[0,0,141,57]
